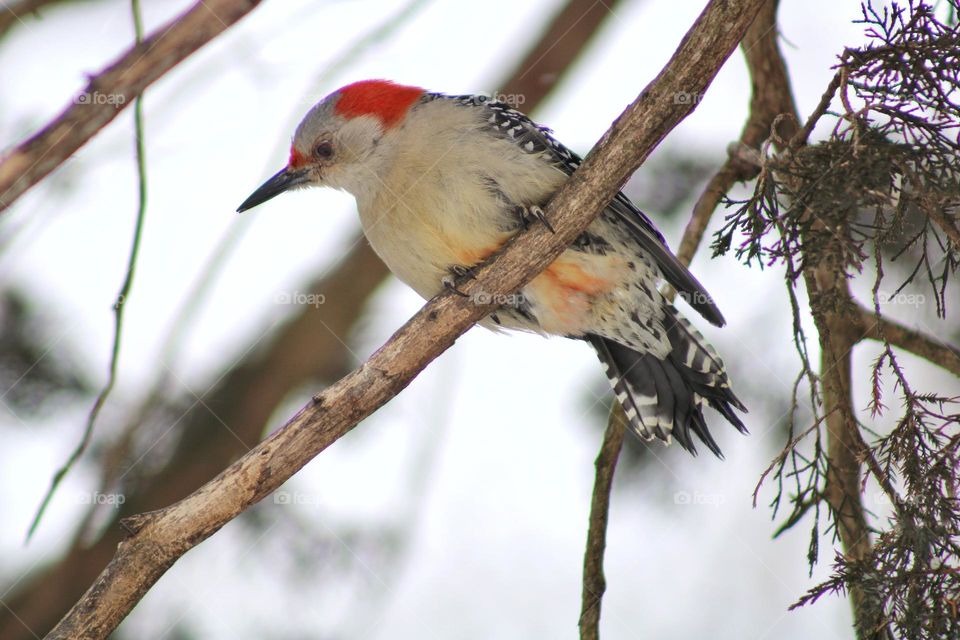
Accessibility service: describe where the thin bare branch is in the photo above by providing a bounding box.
[673,1,959,634]
[716,0,892,635]
[762,29,886,640]
[791,72,841,148]
[579,408,626,640]
[25,0,151,542]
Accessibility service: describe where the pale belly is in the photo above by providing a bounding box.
[358,203,640,338]
[358,205,509,300]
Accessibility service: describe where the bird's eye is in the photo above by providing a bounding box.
[314,142,334,159]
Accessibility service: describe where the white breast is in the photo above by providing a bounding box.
[351,99,566,299]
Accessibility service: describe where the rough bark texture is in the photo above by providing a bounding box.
[45,0,767,636]
[0,0,263,213]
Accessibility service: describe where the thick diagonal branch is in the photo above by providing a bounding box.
[0,0,262,213]
[45,0,766,636]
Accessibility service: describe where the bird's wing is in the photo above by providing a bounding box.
[439,94,726,327]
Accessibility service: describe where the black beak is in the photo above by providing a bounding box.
[236,167,310,213]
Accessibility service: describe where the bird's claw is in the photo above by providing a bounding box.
[518,204,555,234]
[450,265,477,279]
[442,276,469,297]
[442,265,477,297]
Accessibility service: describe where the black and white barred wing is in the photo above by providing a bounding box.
[449,94,726,327]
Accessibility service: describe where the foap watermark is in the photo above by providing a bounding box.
[676,290,717,309]
[672,90,705,105]
[79,491,125,507]
[476,90,527,107]
[275,291,326,308]
[674,489,724,508]
[877,290,925,309]
[75,91,126,108]
[471,291,526,306]
[273,490,322,507]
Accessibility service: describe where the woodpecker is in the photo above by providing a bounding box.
[238,79,747,456]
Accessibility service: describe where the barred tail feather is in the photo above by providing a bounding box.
[588,310,747,457]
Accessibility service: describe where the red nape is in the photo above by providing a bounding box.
[288,146,307,169]
[333,80,425,130]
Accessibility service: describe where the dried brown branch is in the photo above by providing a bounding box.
[723,1,896,635]
[791,72,841,149]
[579,408,626,640]
[694,2,958,635]
[0,0,262,213]
[801,229,902,640]
[45,1,765,636]
[804,261,883,639]
[856,304,960,377]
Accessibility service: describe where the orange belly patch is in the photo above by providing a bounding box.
[456,243,621,336]
[541,259,611,295]
[531,254,622,335]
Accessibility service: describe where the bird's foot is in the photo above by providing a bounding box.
[442,265,477,297]
[517,204,555,234]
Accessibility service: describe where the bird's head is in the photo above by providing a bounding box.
[237,79,424,212]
